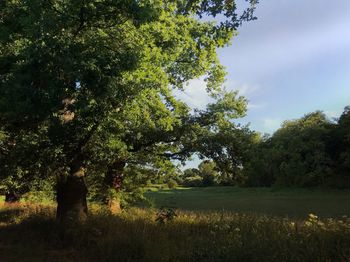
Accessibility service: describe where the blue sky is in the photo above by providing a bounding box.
[177,0,350,135]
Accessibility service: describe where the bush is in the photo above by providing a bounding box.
[167,179,178,189]
[182,176,203,187]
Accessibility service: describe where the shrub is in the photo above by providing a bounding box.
[167,179,178,189]
[182,175,203,187]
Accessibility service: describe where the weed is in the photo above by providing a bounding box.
[155,207,177,223]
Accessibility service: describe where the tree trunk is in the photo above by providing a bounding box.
[107,198,121,214]
[105,160,125,214]
[56,163,88,223]
[5,191,20,203]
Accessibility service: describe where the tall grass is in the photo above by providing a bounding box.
[0,203,349,261]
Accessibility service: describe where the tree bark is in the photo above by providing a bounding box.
[56,162,88,223]
[105,160,125,214]
[4,191,20,203]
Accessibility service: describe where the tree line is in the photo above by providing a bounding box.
[177,108,350,189]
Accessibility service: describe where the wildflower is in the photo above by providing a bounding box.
[304,221,313,227]
[316,221,325,227]
[308,213,318,220]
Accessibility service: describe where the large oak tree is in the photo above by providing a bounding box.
[0,0,258,222]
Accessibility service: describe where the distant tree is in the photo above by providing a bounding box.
[167,178,178,189]
[195,123,259,185]
[243,111,335,188]
[198,160,218,186]
[183,168,201,179]
[242,133,277,187]
[181,168,203,187]
[326,106,350,188]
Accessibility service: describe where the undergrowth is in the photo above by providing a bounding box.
[0,203,349,262]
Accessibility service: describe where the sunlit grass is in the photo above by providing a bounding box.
[0,202,349,261]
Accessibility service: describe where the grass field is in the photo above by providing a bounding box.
[0,188,349,261]
[144,186,350,219]
[0,202,349,261]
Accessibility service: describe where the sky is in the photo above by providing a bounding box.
[176,0,350,135]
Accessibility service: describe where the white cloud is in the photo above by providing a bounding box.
[173,78,213,110]
[226,81,261,96]
[174,79,266,112]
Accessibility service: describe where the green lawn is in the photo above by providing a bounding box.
[144,186,350,218]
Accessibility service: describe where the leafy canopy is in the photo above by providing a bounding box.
[0,0,258,193]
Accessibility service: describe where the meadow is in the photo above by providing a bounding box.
[0,187,349,261]
[144,186,350,219]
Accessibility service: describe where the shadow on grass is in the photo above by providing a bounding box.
[0,209,82,262]
[0,205,349,262]
[0,207,25,224]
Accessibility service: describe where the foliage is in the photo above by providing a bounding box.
[87,164,153,208]
[242,109,350,188]
[326,106,350,188]
[181,160,219,186]
[198,160,219,186]
[174,107,350,190]
[194,123,259,185]
[22,177,56,203]
[0,0,257,209]
[166,178,178,189]
[182,175,204,187]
